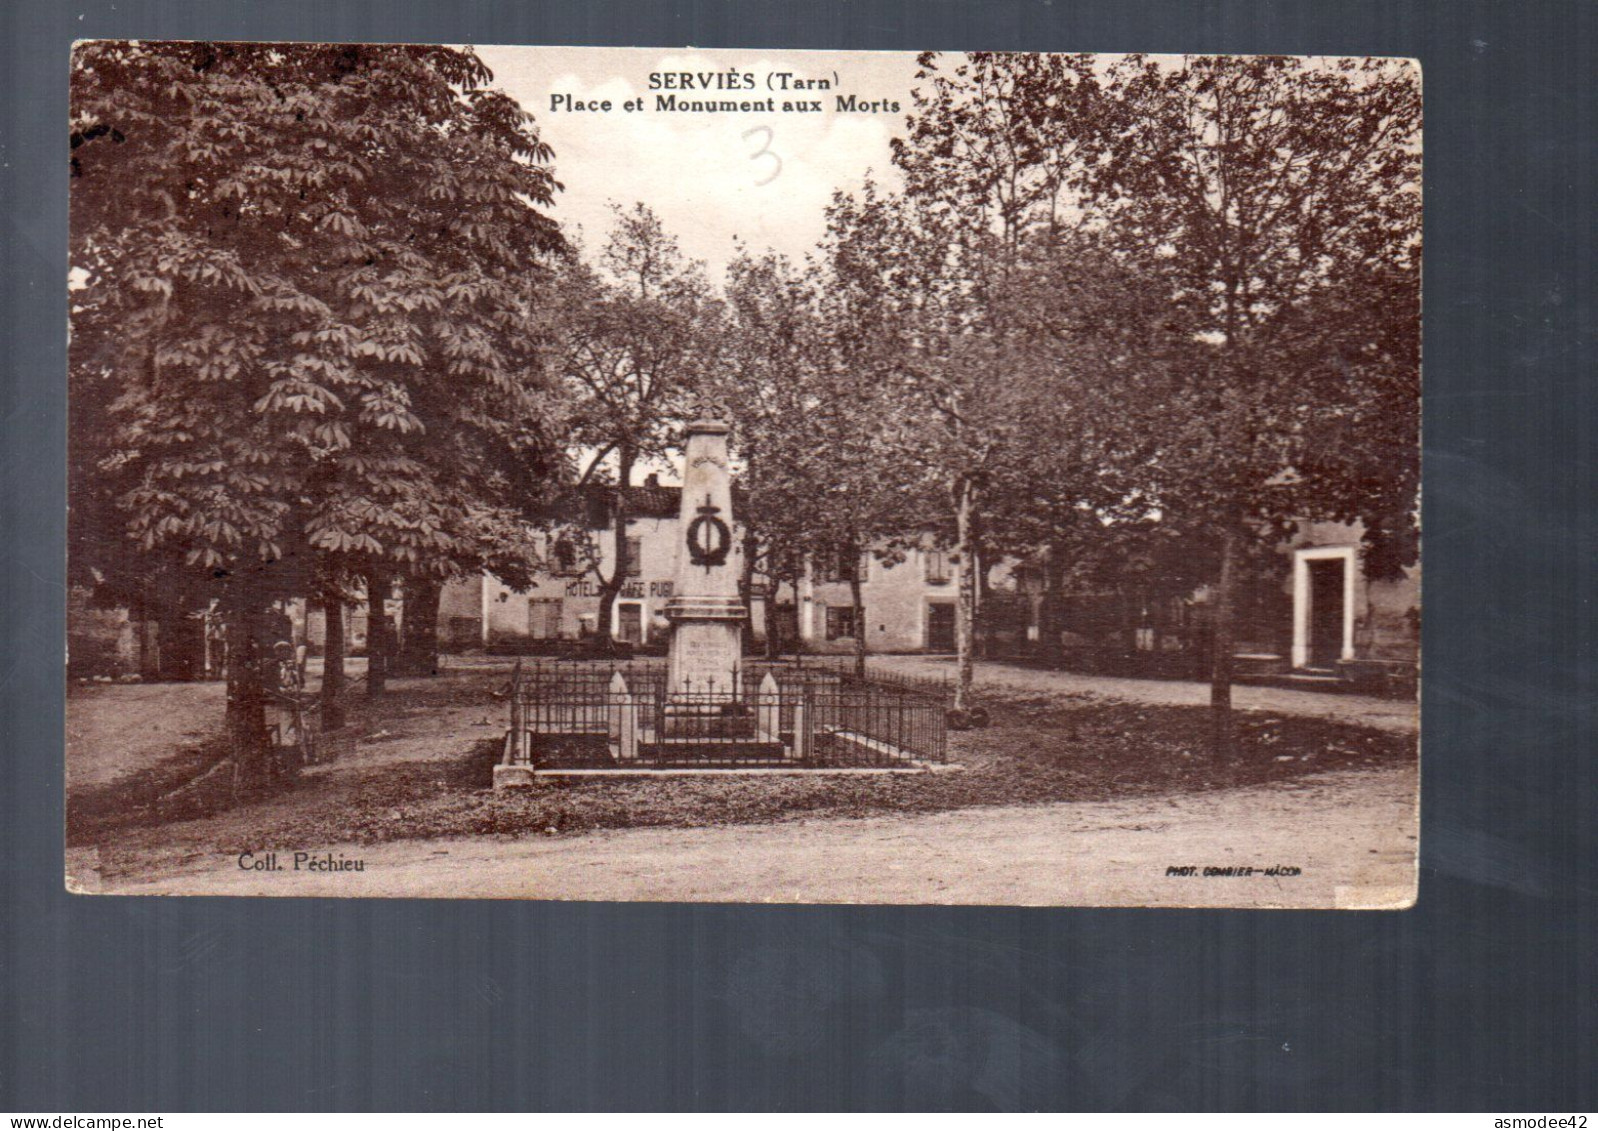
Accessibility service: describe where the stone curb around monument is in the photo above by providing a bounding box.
[492,760,966,786]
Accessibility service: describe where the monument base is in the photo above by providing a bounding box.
[659,702,755,740]
[664,597,746,698]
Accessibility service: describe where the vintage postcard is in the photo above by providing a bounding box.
[66,43,1420,905]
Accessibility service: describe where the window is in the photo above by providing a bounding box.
[624,535,642,579]
[924,550,951,585]
[819,545,863,583]
[825,605,857,641]
[552,537,580,577]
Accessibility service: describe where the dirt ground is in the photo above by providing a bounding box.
[66,679,228,787]
[65,657,370,790]
[871,655,1418,733]
[64,656,1419,906]
[81,763,1418,907]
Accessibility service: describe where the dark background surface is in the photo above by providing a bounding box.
[3,0,1593,1112]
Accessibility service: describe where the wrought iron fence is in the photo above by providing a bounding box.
[504,659,947,770]
[780,654,954,704]
[505,656,952,703]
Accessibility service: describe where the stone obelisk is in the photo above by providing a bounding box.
[663,419,747,701]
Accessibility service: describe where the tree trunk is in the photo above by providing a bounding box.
[321,593,346,731]
[848,571,867,679]
[136,609,153,680]
[1041,543,1065,667]
[397,576,442,676]
[365,565,392,696]
[1209,527,1240,757]
[954,477,977,712]
[595,449,635,656]
[789,564,804,657]
[223,582,274,793]
[739,533,758,658]
[765,573,782,661]
[974,540,991,660]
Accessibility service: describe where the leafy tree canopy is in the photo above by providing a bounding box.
[70,41,567,612]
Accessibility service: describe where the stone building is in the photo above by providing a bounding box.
[435,481,970,655]
[1010,517,1419,682]
[796,545,973,655]
[442,481,694,651]
[1275,519,1419,673]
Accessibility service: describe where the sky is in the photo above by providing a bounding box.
[473,46,924,281]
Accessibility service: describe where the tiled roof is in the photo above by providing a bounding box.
[621,484,682,519]
[538,482,747,526]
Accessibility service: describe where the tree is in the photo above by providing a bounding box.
[969,235,1194,666]
[70,41,566,786]
[554,204,715,651]
[875,55,1124,706]
[866,53,1126,710]
[855,51,1417,738]
[718,248,917,674]
[1060,54,1423,751]
[713,250,824,656]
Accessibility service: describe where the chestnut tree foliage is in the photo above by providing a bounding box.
[70,41,565,781]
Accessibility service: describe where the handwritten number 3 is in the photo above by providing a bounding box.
[742,126,781,186]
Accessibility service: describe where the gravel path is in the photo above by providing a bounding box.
[873,655,1418,734]
[87,764,1418,908]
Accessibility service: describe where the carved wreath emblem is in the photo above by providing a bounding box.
[686,494,731,571]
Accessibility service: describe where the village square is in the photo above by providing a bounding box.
[65,44,1420,904]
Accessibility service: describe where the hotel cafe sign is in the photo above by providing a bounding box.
[558,578,676,600]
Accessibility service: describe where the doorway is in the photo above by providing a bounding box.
[615,602,644,645]
[926,602,956,652]
[1307,559,1345,669]
[527,598,562,640]
[767,602,798,655]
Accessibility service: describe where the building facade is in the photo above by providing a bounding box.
[795,545,968,654]
[1277,519,1419,672]
[1009,517,1419,680]
[73,492,1415,679]
[432,505,1424,672]
[436,483,968,655]
[439,483,716,651]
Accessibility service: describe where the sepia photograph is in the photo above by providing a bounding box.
[65,43,1421,905]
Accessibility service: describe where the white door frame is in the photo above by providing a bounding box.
[1292,545,1358,669]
